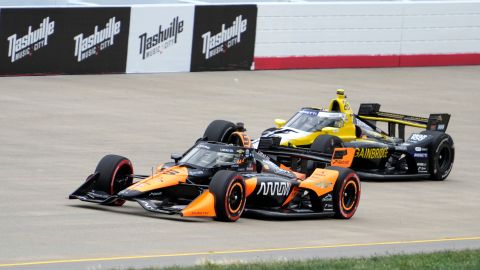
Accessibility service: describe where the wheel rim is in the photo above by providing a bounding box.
[342,180,358,211]
[227,182,244,213]
[438,145,452,172]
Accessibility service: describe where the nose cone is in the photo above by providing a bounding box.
[278,129,308,145]
[118,189,143,199]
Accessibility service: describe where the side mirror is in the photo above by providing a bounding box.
[274,119,286,128]
[171,153,182,164]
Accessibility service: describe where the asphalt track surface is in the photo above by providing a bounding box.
[1,67,480,270]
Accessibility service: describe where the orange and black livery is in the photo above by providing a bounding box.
[70,121,360,222]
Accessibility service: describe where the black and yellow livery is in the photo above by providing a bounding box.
[257,90,454,180]
[70,122,361,222]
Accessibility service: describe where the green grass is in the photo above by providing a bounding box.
[131,249,480,270]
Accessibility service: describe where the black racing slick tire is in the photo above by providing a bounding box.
[310,135,344,154]
[209,170,246,222]
[327,166,361,219]
[421,131,455,181]
[94,155,133,206]
[203,120,236,143]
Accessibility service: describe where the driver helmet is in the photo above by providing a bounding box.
[333,118,344,128]
[198,151,215,165]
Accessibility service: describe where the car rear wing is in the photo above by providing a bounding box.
[357,103,450,139]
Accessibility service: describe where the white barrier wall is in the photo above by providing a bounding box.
[254,1,480,69]
[256,3,404,57]
[401,2,480,54]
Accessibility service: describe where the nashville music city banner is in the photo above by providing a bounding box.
[190,5,257,71]
[0,8,130,75]
[126,6,195,73]
[0,5,261,75]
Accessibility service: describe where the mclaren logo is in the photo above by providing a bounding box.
[257,182,291,196]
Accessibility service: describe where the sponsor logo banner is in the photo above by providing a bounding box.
[0,8,130,75]
[73,16,122,63]
[0,9,62,74]
[7,16,55,64]
[190,5,257,71]
[126,6,194,73]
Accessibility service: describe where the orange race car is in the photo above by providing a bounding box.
[70,122,360,222]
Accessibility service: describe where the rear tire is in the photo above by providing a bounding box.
[421,131,454,180]
[94,155,133,206]
[209,170,246,222]
[311,135,344,154]
[203,120,236,143]
[328,166,361,219]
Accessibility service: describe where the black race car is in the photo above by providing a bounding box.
[254,90,454,180]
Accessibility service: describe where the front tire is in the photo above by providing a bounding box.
[94,155,133,206]
[310,135,344,154]
[306,135,344,175]
[209,170,246,222]
[328,166,361,219]
[421,131,454,180]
